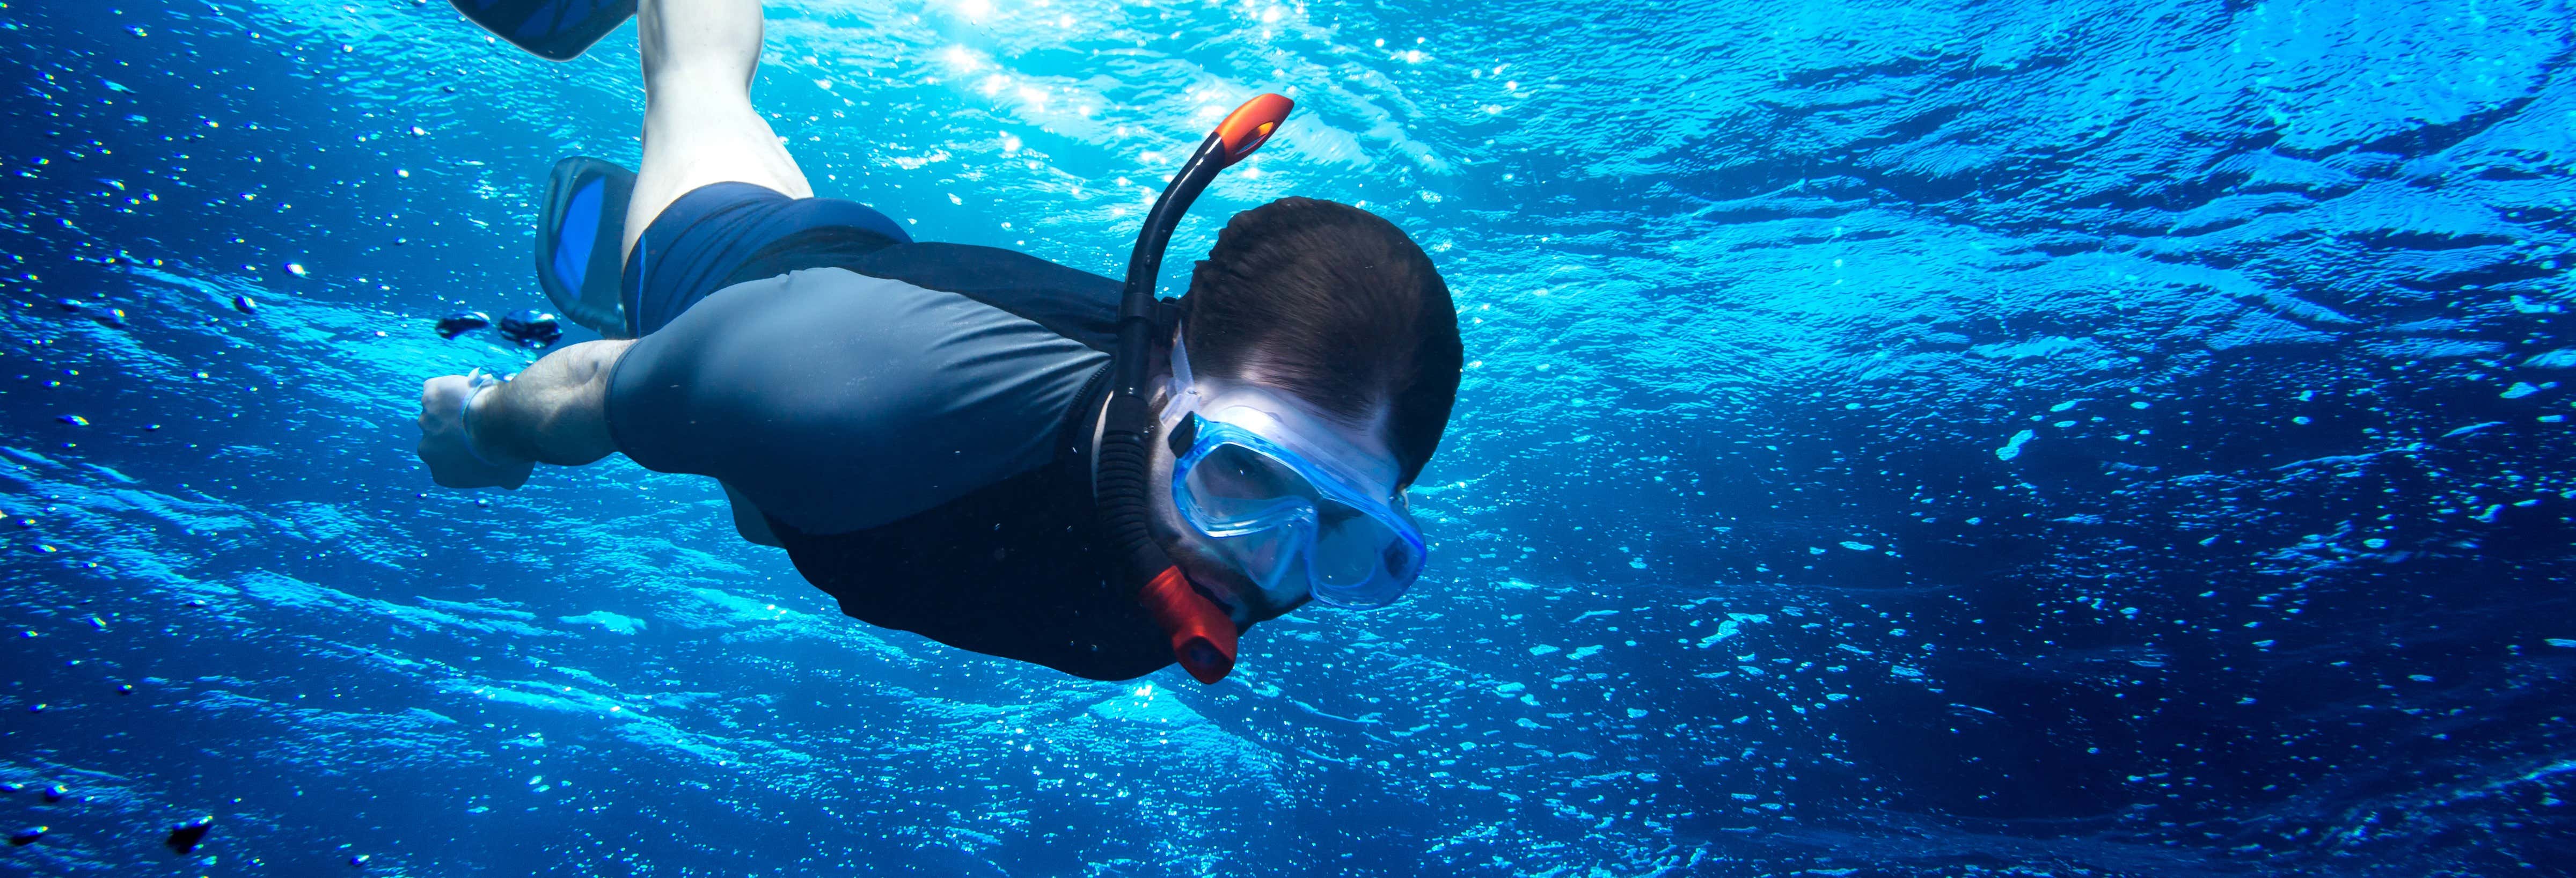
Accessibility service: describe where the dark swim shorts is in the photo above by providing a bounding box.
[619,182,913,336]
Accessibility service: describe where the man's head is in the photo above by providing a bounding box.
[1147,197,1463,625]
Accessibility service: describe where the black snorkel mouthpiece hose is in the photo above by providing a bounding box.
[1098,93,1293,686]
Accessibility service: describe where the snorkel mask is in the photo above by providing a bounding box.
[1160,332,1427,610]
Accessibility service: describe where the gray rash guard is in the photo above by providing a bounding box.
[598,243,1192,680]
[606,267,1104,535]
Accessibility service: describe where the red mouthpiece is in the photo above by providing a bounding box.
[1137,566,1238,684]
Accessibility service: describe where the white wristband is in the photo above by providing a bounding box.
[459,372,510,466]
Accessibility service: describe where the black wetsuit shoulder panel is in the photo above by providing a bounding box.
[726,236,1122,353]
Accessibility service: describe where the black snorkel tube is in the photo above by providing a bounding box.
[1098,93,1294,686]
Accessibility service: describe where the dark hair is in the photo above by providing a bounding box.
[1181,197,1462,487]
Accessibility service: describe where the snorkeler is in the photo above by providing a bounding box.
[415,0,1462,684]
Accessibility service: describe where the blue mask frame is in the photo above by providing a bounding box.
[1170,414,1427,609]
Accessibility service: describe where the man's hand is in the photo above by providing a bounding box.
[417,373,534,489]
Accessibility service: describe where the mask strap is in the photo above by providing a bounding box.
[1170,326,1198,389]
[1161,326,1204,432]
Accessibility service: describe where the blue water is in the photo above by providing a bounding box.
[5,0,2575,874]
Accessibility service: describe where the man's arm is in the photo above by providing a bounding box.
[416,339,634,489]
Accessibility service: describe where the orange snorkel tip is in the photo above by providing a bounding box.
[1137,567,1238,684]
[1211,93,1294,166]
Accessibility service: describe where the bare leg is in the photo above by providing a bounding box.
[624,0,811,262]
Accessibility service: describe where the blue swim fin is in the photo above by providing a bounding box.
[450,0,636,62]
[537,156,636,338]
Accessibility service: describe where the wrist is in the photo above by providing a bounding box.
[458,381,521,466]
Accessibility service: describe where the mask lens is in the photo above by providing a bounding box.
[1309,506,1394,586]
[1182,442,1319,527]
[1224,526,1307,595]
[1309,504,1423,608]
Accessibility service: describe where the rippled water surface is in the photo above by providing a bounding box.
[4,0,2575,874]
